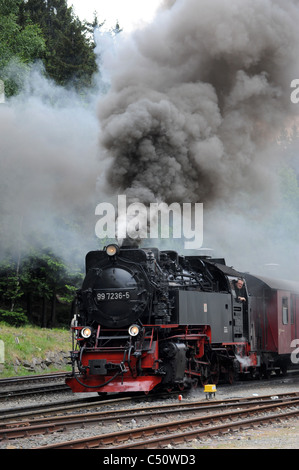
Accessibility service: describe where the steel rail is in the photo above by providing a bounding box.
[0,383,70,399]
[32,398,299,449]
[1,393,298,439]
[1,390,298,423]
[0,390,186,422]
[116,408,299,449]
[0,372,67,386]
[2,396,297,439]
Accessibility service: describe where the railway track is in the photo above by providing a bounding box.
[0,383,70,399]
[1,368,298,400]
[33,398,299,449]
[0,372,70,399]
[0,393,150,422]
[0,372,67,386]
[113,406,299,450]
[1,392,298,448]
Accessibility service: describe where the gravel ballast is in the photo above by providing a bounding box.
[1,374,298,449]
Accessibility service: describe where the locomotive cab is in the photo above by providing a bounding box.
[229,276,250,341]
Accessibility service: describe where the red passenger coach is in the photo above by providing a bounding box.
[244,274,299,376]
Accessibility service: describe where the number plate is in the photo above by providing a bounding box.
[96,291,131,301]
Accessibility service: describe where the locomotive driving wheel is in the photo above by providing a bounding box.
[210,354,220,385]
[226,366,234,385]
[200,365,209,386]
[191,378,198,389]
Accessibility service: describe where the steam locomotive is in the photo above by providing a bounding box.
[66,244,299,393]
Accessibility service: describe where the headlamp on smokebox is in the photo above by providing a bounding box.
[81,327,92,339]
[128,324,140,337]
[106,244,119,257]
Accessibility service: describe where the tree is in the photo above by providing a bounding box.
[21,0,97,90]
[0,0,46,95]
[20,250,83,327]
[0,260,24,312]
[0,249,83,328]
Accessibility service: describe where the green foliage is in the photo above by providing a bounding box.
[0,308,28,327]
[0,0,126,97]
[0,0,46,95]
[58,284,78,304]
[21,250,83,301]
[0,249,83,327]
[21,0,98,90]
[0,0,104,96]
[0,0,20,17]
[0,259,23,310]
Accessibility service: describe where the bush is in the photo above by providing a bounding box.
[0,308,28,327]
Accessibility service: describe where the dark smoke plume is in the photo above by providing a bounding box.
[97,0,299,277]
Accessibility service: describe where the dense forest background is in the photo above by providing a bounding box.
[0,0,299,329]
[0,0,119,327]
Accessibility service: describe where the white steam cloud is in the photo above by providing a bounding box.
[0,62,108,265]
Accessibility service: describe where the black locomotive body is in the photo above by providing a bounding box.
[66,244,299,393]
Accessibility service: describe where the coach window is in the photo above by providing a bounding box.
[282,297,288,325]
